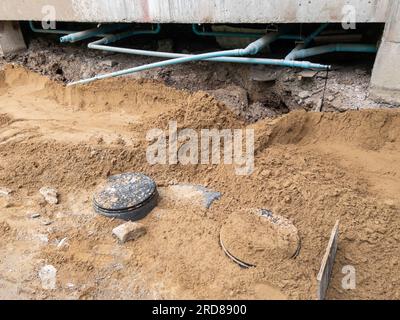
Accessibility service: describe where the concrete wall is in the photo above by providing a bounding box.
[370,0,400,105]
[0,0,390,23]
[0,21,26,56]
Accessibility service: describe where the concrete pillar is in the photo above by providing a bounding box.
[0,21,26,56]
[370,1,400,105]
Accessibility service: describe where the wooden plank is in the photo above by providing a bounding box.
[317,220,339,300]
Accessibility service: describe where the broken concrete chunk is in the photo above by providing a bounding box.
[297,70,318,79]
[112,221,146,243]
[298,91,312,99]
[39,265,57,290]
[326,95,336,102]
[100,59,117,67]
[39,187,58,205]
[0,187,13,196]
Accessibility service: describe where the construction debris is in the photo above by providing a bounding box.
[112,221,147,243]
[39,187,58,205]
[38,265,57,290]
[0,187,13,196]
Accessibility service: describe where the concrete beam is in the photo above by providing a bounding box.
[0,21,26,56]
[370,1,400,105]
[0,0,391,23]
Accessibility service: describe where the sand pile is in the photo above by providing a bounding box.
[0,65,399,300]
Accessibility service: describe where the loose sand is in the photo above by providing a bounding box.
[0,64,399,300]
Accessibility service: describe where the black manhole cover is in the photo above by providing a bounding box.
[93,172,158,221]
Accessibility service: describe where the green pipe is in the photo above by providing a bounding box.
[304,23,330,47]
[59,24,129,43]
[29,21,73,35]
[90,24,161,46]
[192,24,304,41]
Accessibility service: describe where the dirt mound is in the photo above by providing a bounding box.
[253,109,400,153]
[140,91,244,132]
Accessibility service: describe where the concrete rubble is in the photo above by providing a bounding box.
[112,221,147,243]
[39,187,58,205]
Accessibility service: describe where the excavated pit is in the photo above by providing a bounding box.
[0,64,399,300]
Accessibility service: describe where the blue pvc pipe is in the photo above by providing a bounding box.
[29,21,73,35]
[69,34,276,86]
[89,40,329,69]
[285,43,377,60]
[285,23,329,60]
[68,53,329,86]
[304,23,330,47]
[59,24,129,43]
[70,32,329,86]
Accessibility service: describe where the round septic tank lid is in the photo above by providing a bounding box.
[220,209,300,268]
[93,172,157,221]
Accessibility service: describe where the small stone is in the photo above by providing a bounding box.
[57,237,68,249]
[39,187,58,205]
[90,150,98,157]
[66,283,75,290]
[384,199,396,209]
[298,91,311,99]
[42,220,53,226]
[284,196,292,203]
[39,265,57,290]
[261,169,271,178]
[0,187,13,196]
[283,181,292,188]
[297,70,317,79]
[326,95,336,102]
[100,59,117,67]
[30,213,41,219]
[36,233,49,244]
[112,221,146,243]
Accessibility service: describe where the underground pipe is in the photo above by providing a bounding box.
[285,43,378,60]
[285,23,329,60]
[59,24,130,43]
[68,32,282,86]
